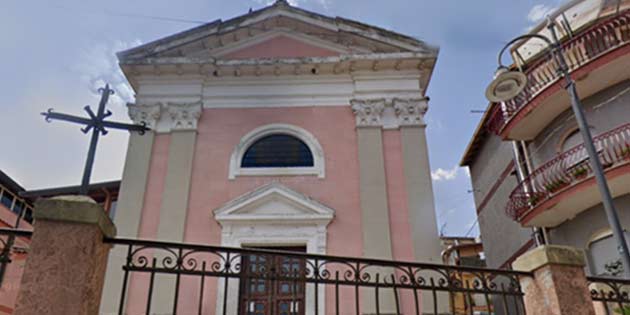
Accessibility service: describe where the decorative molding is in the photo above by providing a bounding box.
[350,98,386,127]
[127,103,162,129]
[393,97,428,127]
[167,101,203,131]
[228,124,325,179]
[213,183,331,315]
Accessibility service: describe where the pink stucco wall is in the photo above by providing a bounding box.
[223,35,340,59]
[124,105,424,314]
[0,205,32,314]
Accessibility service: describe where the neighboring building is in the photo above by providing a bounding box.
[21,180,120,219]
[461,0,630,276]
[441,237,488,314]
[100,1,444,314]
[0,170,120,315]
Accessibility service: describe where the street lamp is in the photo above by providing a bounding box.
[486,18,630,277]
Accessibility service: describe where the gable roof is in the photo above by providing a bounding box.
[118,0,436,62]
[213,182,334,225]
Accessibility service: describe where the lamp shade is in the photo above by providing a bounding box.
[485,67,528,103]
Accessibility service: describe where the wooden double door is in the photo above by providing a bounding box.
[239,247,306,315]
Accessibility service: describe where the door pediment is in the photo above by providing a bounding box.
[213,183,334,225]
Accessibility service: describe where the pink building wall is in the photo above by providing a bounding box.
[125,106,419,313]
[0,206,32,315]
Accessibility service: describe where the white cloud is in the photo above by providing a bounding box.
[431,165,463,181]
[74,39,142,109]
[527,4,557,24]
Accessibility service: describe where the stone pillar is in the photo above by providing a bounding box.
[153,101,202,312]
[513,245,596,315]
[101,103,160,314]
[351,99,396,314]
[394,98,447,314]
[14,196,116,315]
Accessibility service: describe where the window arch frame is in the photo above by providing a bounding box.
[229,124,325,179]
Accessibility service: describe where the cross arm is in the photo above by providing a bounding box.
[101,120,151,134]
[41,109,93,126]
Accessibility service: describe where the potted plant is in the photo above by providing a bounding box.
[527,195,542,206]
[620,146,630,161]
[571,167,588,180]
[544,179,569,194]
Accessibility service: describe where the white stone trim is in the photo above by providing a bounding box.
[127,103,162,129]
[228,124,325,179]
[393,97,428,127]
[213,183,332,315]
[167,101,203,131]
[351,97,430,128]
[350,98,386,127]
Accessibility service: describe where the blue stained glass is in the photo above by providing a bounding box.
[242,134,314,168]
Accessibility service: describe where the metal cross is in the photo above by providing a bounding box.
[41,84,150,195]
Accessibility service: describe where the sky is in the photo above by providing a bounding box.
[0,0,564,237]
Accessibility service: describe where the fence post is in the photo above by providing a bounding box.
[513,245,596,315]
[13,196,116,315]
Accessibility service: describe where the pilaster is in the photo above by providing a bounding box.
[153,101,202,312]
[101,103,159,314]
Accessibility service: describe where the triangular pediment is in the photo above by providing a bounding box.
[118,1,436,62]
[212,30,350,60]
[213,183,334,225]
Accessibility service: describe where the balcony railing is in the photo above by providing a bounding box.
[487,10,630,135]
[507,123,630,223]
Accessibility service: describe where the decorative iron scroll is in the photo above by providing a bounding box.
[588,276,630,315]
[107,237,531,315]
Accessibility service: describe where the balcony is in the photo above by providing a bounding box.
[487,10,630,140]
[507,123,630,227]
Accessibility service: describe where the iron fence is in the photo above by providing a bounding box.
[588,276,630,315]
[105,237,531,315]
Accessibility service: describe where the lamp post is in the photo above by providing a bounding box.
[486,19,630,277]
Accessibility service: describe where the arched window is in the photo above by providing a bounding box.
[229,124,325,179]
[241,134,314,168]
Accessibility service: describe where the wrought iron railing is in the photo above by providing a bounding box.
[506,123,630,222]
[105,237,531,315]
[0,228,32,286]
[487,10,630,135]
[588,276,630,315]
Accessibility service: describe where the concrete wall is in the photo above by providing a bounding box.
[469,134,533,268]
[528,79,630,166]
[548,194,630,275]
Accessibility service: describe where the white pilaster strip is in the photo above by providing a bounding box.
[101,103,161,314]
[152,102,202,313]
[395,98,448,314]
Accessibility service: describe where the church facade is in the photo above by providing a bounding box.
[102,1,443,313]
